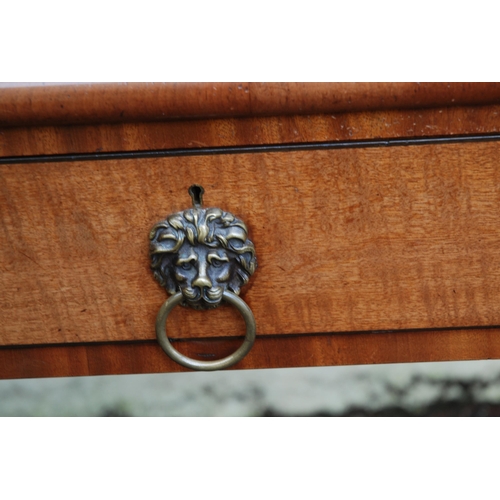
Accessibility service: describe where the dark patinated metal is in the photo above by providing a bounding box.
[149,186,257,311]
[149,186,257,370]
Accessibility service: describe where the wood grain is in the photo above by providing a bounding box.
[3,141,500,346]
[2,83,500,127]
[1,327,500,379]
[2,104,500,157]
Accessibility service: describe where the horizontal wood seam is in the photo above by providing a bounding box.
[2,323,500,350]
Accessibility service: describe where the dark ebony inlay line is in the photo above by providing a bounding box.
[2,133,500,165]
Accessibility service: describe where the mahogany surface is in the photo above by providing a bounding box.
[2,82,500,128]
[1,82,500,378]
[1,104,500,158]
[1,327,499,378]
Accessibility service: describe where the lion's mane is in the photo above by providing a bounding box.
[149,207,257,295]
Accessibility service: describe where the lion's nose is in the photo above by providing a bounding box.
[192,275,212,291]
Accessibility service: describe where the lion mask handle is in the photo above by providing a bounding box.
[149,186,257,371]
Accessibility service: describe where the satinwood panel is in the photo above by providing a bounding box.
[2,141,500,346]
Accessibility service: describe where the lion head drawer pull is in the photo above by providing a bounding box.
[149,185,257,371]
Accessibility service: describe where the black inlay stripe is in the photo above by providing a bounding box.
[2,133,500,165]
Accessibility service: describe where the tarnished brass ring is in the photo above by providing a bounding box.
[155,291,256,371]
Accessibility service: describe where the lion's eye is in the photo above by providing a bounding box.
[211,259,223,268]
[180,262,193,270]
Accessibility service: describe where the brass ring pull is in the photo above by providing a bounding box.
[149,186,258,371]
[155,291,256,371]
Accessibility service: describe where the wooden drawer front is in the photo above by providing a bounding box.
[2,139,500,347]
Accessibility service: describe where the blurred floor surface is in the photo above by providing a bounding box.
[2,360,500,416]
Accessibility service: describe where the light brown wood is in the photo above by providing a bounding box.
[2,83,500,127]
[3,141,500,347]
[3,83,500,379]
[2,104,500,157]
